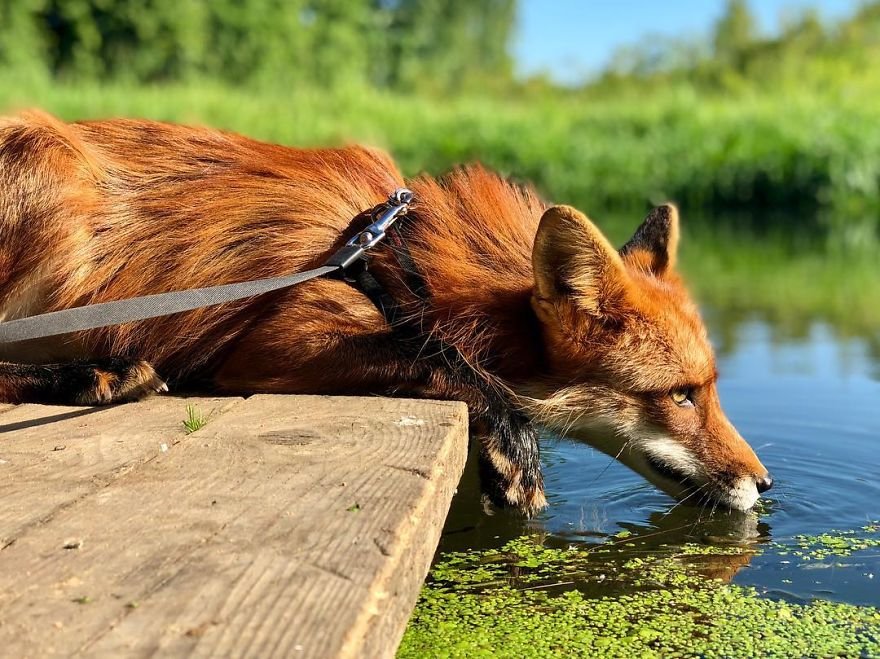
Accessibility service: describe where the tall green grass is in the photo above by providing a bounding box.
[3,77,877,240]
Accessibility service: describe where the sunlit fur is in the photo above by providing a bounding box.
[0,110,768,511]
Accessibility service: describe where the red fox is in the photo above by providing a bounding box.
[0,111,772,513]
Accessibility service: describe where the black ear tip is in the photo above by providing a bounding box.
[647,203,677,226]
[619,203,681,270]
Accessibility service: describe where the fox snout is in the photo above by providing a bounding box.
[756,474,774,493]
[699,393,773,508]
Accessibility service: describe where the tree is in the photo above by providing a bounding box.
[386,0,515,92]
[712,0,757,68]
[0,0,50,76]
[0,0,518,92]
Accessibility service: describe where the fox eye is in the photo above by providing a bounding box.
[670,389,694,408]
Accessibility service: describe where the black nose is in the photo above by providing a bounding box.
[755,474,774,493]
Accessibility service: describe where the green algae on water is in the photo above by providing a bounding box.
[778,523,880,563]
[399,527,880,659]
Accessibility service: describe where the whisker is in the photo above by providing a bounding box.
[581,438,633,493]
[662,482,711,517]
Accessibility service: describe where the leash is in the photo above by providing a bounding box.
[0,188,414,344]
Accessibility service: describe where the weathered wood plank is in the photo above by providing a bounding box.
[0,395,468,659]
[0,397,243,547]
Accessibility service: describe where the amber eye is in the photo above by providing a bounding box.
[670,389,694,408]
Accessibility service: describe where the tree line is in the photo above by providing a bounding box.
[595,0,880,94]
[0,0,515,92]
[3,0,879,95]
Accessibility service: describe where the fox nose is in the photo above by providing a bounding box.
[755,473,774,494]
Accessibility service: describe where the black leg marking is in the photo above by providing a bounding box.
[390,327,546,514]
[0,357,166,405]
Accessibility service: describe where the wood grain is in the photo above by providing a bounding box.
[0,397,243,547]
[0,394,468,658]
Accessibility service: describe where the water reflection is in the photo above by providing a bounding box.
[440,438,771,554]
[708,307,880,374]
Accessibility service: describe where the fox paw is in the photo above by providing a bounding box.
[500,474,548,517]
[480,453,548,517]
[73,358,167,405]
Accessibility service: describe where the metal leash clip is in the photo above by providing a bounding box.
[325,187,414,274]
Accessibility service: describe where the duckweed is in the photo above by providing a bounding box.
[781,523,880,562]
[399,525,880,658]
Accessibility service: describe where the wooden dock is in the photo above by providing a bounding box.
[0,395,468,658]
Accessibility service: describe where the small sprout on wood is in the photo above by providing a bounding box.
[72,596,91,605]
[182,405,208,434]
[347,503,361,512]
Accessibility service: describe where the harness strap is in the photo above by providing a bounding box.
[389,218,430,300]
[0,188,413,344]
[0,265,340,344]
[352,268,400,325]
[344,219,428,331]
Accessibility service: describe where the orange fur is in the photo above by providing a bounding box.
[0,111,769,512]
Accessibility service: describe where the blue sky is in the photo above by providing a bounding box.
[515,0,860,83]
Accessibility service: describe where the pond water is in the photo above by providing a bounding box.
[437,311,880,609]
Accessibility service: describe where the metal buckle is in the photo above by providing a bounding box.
[348,187,414,250]
[325,188,414,276]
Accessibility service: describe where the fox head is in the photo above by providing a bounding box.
[523,204,771,511]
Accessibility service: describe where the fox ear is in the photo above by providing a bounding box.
[619,203,680,276]
[532,205,630,324]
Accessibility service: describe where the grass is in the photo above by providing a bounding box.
[2,76,879,228]
[182,405,208,434]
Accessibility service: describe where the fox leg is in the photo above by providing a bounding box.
[472,401,546,514]
[422,357,546,514]
[0,358,167,405]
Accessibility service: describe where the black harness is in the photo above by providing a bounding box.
[346,224,427,330]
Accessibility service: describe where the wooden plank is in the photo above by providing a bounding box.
[0,397,243,547]
[0,394,468,659]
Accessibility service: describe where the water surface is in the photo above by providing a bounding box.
[438,311,880,608]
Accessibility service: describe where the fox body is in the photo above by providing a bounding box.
[0,111,771,512]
